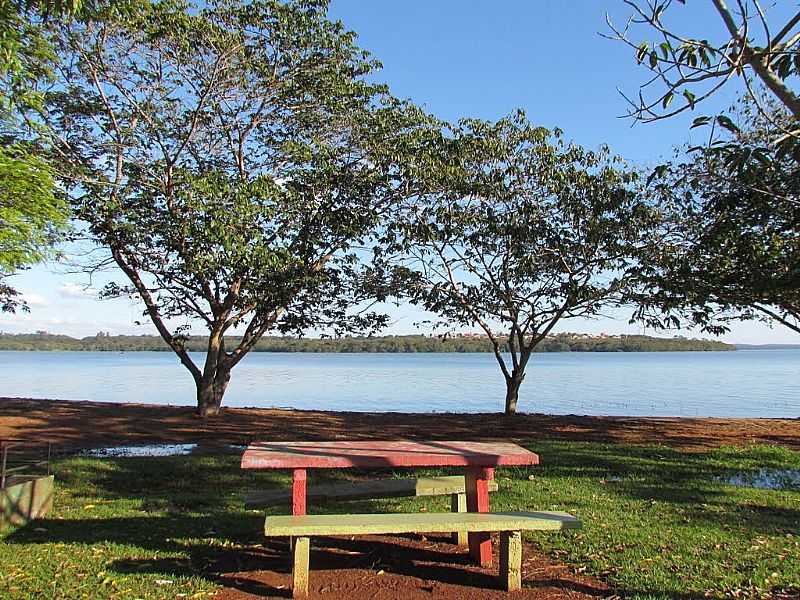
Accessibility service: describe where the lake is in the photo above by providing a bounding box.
[0,350,797,418]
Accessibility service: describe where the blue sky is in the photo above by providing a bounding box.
[3,0,796,344]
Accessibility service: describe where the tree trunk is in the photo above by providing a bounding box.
[196,375,229,417]
[196,351,231,418]
[504,375,524,415]
[195,329,233,418]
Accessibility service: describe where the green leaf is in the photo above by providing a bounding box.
[715,115,739,133]
[636,42,649,64]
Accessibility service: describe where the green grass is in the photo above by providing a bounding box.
[1,441,798,599]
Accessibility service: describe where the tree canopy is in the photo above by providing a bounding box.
[635,96,800,335]
[609,2,800,339]
[31,0,425,415]
[0,0,71,312]
[608,0,800,130]
[387,113,661,414]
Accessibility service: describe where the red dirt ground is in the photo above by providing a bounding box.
[1,396,798,452]
[2,397,798,599]
[210,534,611,600]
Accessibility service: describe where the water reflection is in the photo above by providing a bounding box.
[722,469,800,490]
[80,443,245,458]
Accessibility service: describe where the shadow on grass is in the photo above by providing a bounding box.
[7,443,799,599]
[7,515,614,597]
[5,513,291,597]
[520,440,800,482]
[5,513,258,552]
[681,501,800,536]
[54,455,423,511]
[512,443,799,598]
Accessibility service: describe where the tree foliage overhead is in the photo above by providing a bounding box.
[0,0,70,313]
[608,2,800,338]
[0,147,66,311]
[607,0,800,133]
[635,96,800,335]
[33,0,422,415]
[388,113,661,414]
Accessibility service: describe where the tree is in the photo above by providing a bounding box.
[607,0,800,134]
[389,113,660,414]
[33,0,420,416]
[634,96,800,335]
[607,2,800,337]
[0,147,66,312]
[0,0,72,312]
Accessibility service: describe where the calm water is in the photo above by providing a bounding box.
[0,350,797,418]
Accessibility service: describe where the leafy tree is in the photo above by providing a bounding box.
[0,148,66,311]
[607,0,800,131]
[608,2,800,337]
[389,113,660,414]
[0,0,72,312]
[634,97,800,335]
[33,0,420,416]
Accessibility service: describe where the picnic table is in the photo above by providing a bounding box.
[240,440,540,566]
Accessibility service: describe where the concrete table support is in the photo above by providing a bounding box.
[499,530,523,591]
[0,474,54,528]
[450,492,468,546]
[291,535,310,597]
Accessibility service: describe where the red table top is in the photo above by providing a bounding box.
[240,440,539,470]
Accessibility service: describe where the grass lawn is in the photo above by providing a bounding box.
[1,440,798,599]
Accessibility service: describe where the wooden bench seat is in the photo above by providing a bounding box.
[265,511,581,597]
[245,475,499,508]
[246,475,499,547]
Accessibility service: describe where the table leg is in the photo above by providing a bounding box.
[450,492,467,546]
[289,469,307,554]
[292,535,310,597]
[465,466,493,567]
[292,468,307,516]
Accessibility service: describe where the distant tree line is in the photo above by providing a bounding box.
[0,332,734,353]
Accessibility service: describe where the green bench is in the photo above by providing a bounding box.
[246,475,499,546]
[265,510,582,597]
[245,475,499,507]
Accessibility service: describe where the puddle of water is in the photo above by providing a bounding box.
[722,469,800,490]
[80,443,245,458]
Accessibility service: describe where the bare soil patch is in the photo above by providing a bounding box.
[0,396,797,452]
[210,533,610,600]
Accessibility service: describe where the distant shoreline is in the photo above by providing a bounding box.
[0,332,735,353]
[736,343,800,350]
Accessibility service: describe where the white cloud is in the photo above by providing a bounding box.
[21,293,48,307]
[58,283,98,299]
